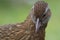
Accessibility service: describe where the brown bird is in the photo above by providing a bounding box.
[0,1,51,40]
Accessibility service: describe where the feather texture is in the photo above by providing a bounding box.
[0,1,51,40]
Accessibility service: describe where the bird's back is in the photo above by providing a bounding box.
[0,15,35,40]
[0,24,26,40]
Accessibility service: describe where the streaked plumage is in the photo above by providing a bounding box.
[0,1,51,40]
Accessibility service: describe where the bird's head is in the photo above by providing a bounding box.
[30,1,51,32]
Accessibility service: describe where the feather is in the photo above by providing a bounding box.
[0,1,51,40]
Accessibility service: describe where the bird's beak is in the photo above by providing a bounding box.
[35,18,41,32]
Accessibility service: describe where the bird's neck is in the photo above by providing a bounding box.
[30,24,46,40]
[23,15,46,40]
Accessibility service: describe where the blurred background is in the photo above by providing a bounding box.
[0,0,60,40]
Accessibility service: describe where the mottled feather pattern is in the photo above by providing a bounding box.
[0,15,45,40]
[0,1,51,40]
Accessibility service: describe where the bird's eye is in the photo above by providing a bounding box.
[42,14,46,17]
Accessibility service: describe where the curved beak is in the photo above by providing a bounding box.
[35,18,41,32]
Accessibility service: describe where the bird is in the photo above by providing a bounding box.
[0,1,51,40]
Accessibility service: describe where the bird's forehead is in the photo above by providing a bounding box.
[34,1,48,14]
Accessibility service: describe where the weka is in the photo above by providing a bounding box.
[0,1,51,40]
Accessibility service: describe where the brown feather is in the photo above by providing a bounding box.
[0,1,51,40]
